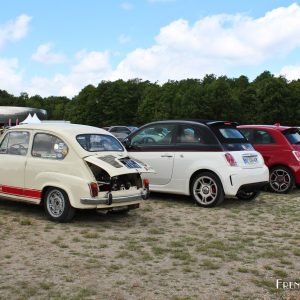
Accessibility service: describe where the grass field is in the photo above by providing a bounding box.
[0,191,300,300]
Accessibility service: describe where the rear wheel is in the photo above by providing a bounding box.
[269,166,294,193]
[44,188,76,222]
[191,172,224,207]
[236,190,260,201]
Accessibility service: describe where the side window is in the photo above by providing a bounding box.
[0,131,29,156]
[131,124,175,146]
[253,130,275,144]
[32,133,69,160]
[177,126,204,144]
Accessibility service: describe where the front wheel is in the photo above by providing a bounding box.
[44,188,76,222]
[236,190,260,201]
[269,166,294,193]
[190,172,224,207]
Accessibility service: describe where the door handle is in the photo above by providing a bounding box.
[161,154,173,158]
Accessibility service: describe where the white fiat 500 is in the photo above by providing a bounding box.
[0,123,153,222]
[123,120,269,207]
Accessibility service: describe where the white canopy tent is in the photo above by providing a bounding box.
[31,113,42,124]
[20,113,41,124]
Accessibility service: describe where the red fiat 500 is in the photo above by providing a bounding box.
[238,124,300,193]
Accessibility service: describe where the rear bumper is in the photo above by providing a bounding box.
[223,165,269,196]
[236,181,269,194]
[80,188,150,205]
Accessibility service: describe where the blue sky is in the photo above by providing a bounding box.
[1,0,300,97]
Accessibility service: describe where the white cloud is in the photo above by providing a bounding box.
[0,58,23,93]
[72,50,111,73]
[32,43,66,64]
[0,14,31,48]
[27,50,113,97]
[120,2,133,10]
[278,64,300,81]
[5,3,300,98]
[112,3,300,82]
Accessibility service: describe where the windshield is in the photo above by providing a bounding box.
[283,130,300,144]
[76,134,124,152]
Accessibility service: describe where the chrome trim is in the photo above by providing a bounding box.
[80,188,149,205]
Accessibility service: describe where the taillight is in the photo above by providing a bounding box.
[143,178,150,189]
[89,182,98,197]
[293,151,300,162]
[224,153,238,166]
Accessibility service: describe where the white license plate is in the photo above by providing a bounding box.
[243,155,258,165]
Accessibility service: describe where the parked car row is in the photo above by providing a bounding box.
[1,119,299,222]
[122,120,300,201]
[103,126,138,142]
[122,120,269,207]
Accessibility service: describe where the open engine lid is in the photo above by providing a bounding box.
[84,154,155,177]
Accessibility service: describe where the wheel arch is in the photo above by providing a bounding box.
[40,185,72,207]
[269,164,293,174]
[189,169,224,195]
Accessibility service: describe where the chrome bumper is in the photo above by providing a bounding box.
[80,188,150,205]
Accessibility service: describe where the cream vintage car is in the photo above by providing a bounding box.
[0,123,153,222]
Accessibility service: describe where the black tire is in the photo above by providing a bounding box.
[236,190,260,201]
[44,187,76,222]
[269,166,294,194]
[190,171,224,207]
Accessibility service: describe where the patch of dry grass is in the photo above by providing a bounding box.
[0,191,299,299]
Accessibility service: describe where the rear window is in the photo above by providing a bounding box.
[283,130,300,145]
[212,127,254,151]
[77,134,124,152]
[219,128,245,139]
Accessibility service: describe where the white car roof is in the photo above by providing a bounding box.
[12,123,108,135]
[8,123,123,158]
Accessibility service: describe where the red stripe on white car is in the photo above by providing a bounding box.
[0,185,41,200]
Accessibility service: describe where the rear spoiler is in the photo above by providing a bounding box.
[206,121,239,127]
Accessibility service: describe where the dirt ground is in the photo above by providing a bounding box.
[0,190,300,300]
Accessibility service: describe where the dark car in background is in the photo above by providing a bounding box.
[238,124,300,193]
[106,126,132,141]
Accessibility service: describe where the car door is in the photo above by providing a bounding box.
[172,124,218,181]
[251,129,278,166]
[125,123,176,185]
[0,131,30,200]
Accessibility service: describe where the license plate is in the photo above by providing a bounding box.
[243,155,258,165]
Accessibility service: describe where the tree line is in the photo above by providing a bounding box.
[1,70,300,127]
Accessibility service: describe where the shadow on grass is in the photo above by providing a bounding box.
[0,198,44,217]
[0,197,137,224]
[148,191,259,210]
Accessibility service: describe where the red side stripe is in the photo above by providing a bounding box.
[0,185,41,200]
